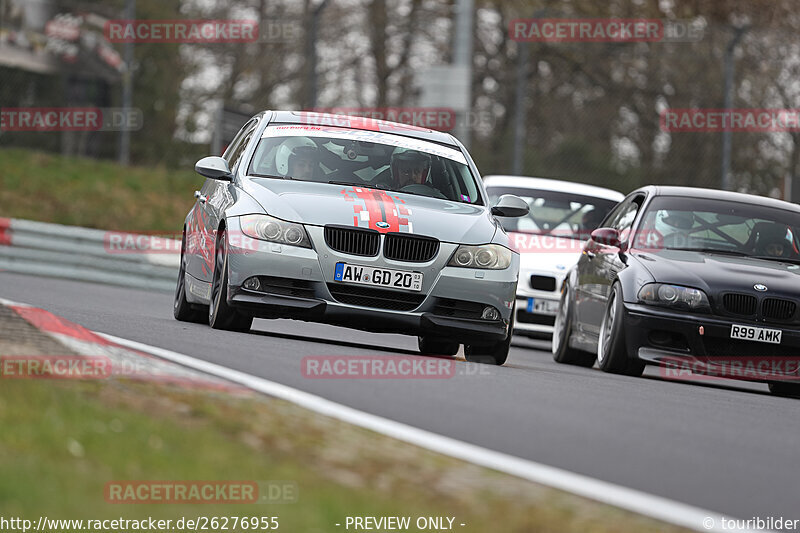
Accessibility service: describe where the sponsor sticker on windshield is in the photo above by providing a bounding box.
[262,125,467,164]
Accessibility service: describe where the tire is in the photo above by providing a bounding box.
[464,304,514,366]
[552,283,595,367]
[418,336,460,356]
[596,282,645,376]
[174,229,207,323]
[768,381,800,398]
[208,228,253,332]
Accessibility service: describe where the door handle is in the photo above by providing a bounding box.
[194,191,207,203]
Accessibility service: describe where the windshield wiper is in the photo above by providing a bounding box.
[668,247,749,256]
[669,247,800,264]
[752,256,800,266]
[327,180,393,191]
[250,173,298,180]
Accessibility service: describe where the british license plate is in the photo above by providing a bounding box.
[334,263,423,292]
[527,297,559,316]
[730,324,782,344]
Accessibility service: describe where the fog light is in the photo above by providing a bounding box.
[482,306,500,321]
[243,277,261,291]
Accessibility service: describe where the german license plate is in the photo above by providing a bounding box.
[334,263,423,292]
[730,324,782,344]
[527,297,559,315]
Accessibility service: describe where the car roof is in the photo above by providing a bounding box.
[633,185,800,213]
[483,175,625,201]
[265,110,460,148]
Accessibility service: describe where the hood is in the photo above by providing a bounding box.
[510,232,584,273]
[243,178,497,244]
[633,250,800,297]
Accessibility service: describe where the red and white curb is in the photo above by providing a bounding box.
[0,298,242,391]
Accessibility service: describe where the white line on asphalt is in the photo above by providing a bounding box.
[99,332,763,533]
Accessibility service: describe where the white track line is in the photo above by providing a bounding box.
[99,332,761,533]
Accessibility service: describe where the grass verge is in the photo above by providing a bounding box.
[0,377,689,533]
[0,148,197,232]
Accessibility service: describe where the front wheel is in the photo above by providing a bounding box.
[552,283,595,367]
[596,282,644,376]
[174,229,207,323]
[209,229,253,332]
[464,305,514,366]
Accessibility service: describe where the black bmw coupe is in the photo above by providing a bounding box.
[553,186,800,397]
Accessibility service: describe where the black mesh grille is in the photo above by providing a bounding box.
[432,298,485,319]
[517,309,556,325]
[324,226,380,257]
[530,275,557,292]
[722,293,757,316]
[762,298,797,321]
[327,283,425,311]
[254,276,315,299]
[702,338,796,358]
[383,233,439,263]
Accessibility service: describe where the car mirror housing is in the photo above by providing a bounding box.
[491,194,529,217]
[591,227,621,248]
[195,156,233,181]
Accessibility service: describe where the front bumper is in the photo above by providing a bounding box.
[222,219,518,342]
[514,295,559,336]
[623,302,800,382]
[513,269,565,337]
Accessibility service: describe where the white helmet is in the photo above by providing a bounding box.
[276,137,318,176]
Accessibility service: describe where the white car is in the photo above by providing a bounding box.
[484,175,624,339]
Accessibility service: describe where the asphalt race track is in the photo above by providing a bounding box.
[2,270,798,523]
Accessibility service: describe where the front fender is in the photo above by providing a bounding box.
[223,187,269,219]
[616,254,656,303]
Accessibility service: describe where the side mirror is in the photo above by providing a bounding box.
[590,227,621,248]
[195,156,233,181]
[491,194,530,218]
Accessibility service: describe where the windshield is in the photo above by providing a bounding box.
[638,196,800,261]
[486,186,619,240]
[246,126,482,204]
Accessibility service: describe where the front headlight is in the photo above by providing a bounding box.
[448,244,512,270]
[240,214,311,249]
[638,283,710,312]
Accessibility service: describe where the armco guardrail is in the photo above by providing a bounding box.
[0,218,180,292]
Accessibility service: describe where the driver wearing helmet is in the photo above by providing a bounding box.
[276,137,319,180]
[391,147,431,189]
[660,210,695,248]
[754,225,793,258]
